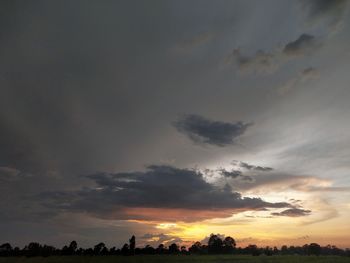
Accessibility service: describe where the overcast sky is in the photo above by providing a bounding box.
[1,0,350,248]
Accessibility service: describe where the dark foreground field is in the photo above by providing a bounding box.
[0,255,349,263]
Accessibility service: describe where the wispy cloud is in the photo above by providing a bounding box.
[272,208,311,217]
[278,67,320,95]
[226,34,321,75]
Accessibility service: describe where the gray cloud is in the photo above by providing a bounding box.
[39,165,292,222]
[301,0,349,30]
[278,67,320,95]
[174,114,252,147]
[283,34,320,56]
[226,49,277,74]
[175,31,215,51]
[302,67,319,77]
[218,168,252,181]
[227,34,320,74]
[231,160,273,172]
[228,170,350,195]
[271,208,311,217]
[218,169,242,178]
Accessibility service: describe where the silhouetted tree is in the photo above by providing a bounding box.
[129,235,135,255]
[25,242,41,257]
[246,244,261,256]
[156,244,165,254]
[93,242,106,255]
[69,241,77,254]
[0,243,12,256]
[121,243,129,255]
[1,238,349,257]
[42,245,56,257]
[308,243,321,256]
[281,245,288,255]
[189,241,202,254]
[169,243,179,254]
[61,241,77,255]
[208,234,223,254]
[223,236,236,254]
[264,246,273,256]
[143,245,155,255]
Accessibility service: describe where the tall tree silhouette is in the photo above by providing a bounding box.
[93,242,106,255]
[129,235,135,255]
[0,243,12,257]
[121,243,129,255]
[223,236,236,253]
[208,234,223,254]
[189,241,202,254]
[69,241,77,253]
[169,243,180,254]
[308,243,321,256]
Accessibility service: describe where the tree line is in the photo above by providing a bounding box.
[1,234,349,257]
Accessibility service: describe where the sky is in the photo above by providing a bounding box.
[1,0,350,249]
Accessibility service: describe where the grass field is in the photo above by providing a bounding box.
[0,255,349,263]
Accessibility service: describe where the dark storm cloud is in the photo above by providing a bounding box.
[271,208,311,217]
[39,165,292,222]
[173,114,252,147]
[283,34,320,56]
[1,0,239,176]
[231,160,273,172]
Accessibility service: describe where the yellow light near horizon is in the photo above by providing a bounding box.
[180,224,209,239]
[156,223,177,229]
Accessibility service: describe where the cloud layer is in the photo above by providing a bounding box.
[40,165,293,222]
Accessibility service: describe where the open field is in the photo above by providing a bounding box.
[0,255,349,263]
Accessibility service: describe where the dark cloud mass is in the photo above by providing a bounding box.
[40,165,292,222]
[174,114,251,147]
[301,0,348,28]
[283,34,319,56]
[272,208,311,217]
